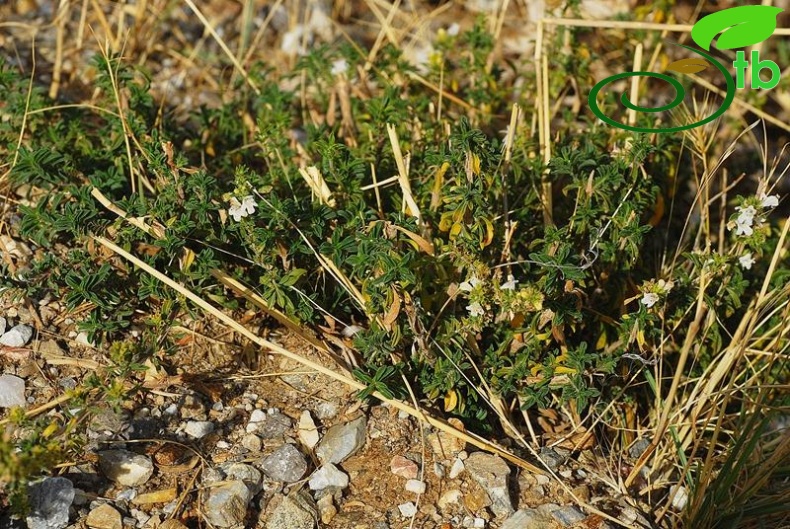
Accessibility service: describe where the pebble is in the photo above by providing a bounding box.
[405,479,426,494]
[98,450,154,487]
[220,463,263,494]
[538,447,564,470]
[499,508,552,529]
[184,420,214,439]
[248,409,292,438]
[433,462,445,478]
[438,489,463,511]
[115,489,137,502]
[316,494,337,524]
[203,481,253,527]
[261,444,308,483]
[308,463,349,491]
[85,504,122,529]
[0,317,5,334]
[0,374,26,408]
[0,323,33,347]
[241,433,262,452]
[464,453,514,518]
[266,491,319,529]
[298,410,320,449]
[449,457,465,479]
[26,477,74,529]
[670,484,689,511]
[398,502,418,518]
[629,438,651,459]
[551,505,586,526]
[315,416,366,465]
[390,455,419,479]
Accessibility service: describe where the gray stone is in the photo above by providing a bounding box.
[219,463,263,495]
[308,463,349,491]
[0,374,26,408]
[0,317,5,335]
[267,491,318,529]
[26,477,74,529]
[184,420,214,439]
[203,481,252,527]
[0,324,33,347]
[538,446,564,470]
[315,416,366,464]
[500,508,553,529]
[261,444,307,483]
[463,452,513,518]
[98,450,154,486]
[628,438,651,459]
[241,433,262,452]
[551,505,586,526]
[248,409,292,438]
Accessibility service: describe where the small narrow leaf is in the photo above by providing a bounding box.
[691,5,783,51]
[665,57,710,74]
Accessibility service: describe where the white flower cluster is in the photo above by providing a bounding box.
[460,276,486,317]
[732,193,779,237]
[641,279,674,308]
[228,195,257,222]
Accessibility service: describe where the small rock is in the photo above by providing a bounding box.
[316,494,337,524]
[203,481,252,527]
[390,455,419,479]
[298,410,320,449]
[315,416,366,464]
[26,477,74,529]
[559,469,572,479]
[0,323,33,347]
[0,317,5,334]
[98,450,154,487]
[0,374,26,408]
[464,453,513,518]
[314,401,339,420]
[86,504,122,529]
[115,489,137,502]
[538,447,564,470]
[159,521,189,529]
[184,420,214,439]
[308,463,349,491]
[220,463,263,494]
[438,489,463,511]
[248,409,292,438]
[433,462,445,478]
[551,505,585,526]
[266,491,318,529]
[427,421,466,459]
[241,433,262,452]
[398,502,418,518]
[261,444,308,483]
[628,438,651,459]
[670,485,688,511]
[449,458,465,479]
[500,508,552,529]
[180,394,206,420]
[405,479,426,494]
[464,485,492,513]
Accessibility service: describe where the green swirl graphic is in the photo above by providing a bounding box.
[588,44,736,133]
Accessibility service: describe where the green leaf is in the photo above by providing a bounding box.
[691,5,783,51]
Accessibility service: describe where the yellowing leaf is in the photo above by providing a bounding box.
[665,58,710,74]
[449,222,463,240]
[555,366,577,375]
[444,389,459,412]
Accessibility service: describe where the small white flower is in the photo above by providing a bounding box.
[466,301,485,317]
[739,253,756,270]
[760,193,779,208]
[331,59,348,76]
[459,277,481,292]
[447,23,460,37]
[641,292,660,308]
[733,205,757,236]
[656,279,674,293]
[501,275,518,290]
[229,195,257,222]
